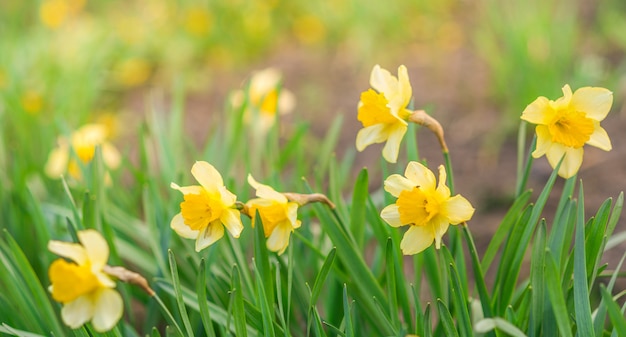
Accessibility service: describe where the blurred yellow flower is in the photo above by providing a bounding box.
[170,161,244,252]
[45,124,121,181]
[356,65,413,163]
[231,68,295,135]
[246,175,301,255]
[293,14,326,45]
[21,90,44,115]
[39,0,84,29]
[112,58,151,88]
[183,6,212,36]
[521,85,613,178]
[381,162,474,255]
[48,230,122,331]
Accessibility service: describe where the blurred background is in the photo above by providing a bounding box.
[1,0,626,252]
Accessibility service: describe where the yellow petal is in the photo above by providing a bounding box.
[404,162,434,191]
[400,225,434,255]
[45,146,69,178]
[521,96,551,125]
[278,89,296,115]
[383,174,414,198]
[381,124,407,163]
[218,185,237,206]
[369,64,396,99]
[571,87,613,121]
[587,125,612,151]
[195,221,224,252]
[91,288,123,332]
[78,230,109,271]
[356,124,387,151]
[248,174,287,203]
[532,125,553,158]
[435,165,450,199]
[267,222,291,255]
[220,209,243,238]
[287,203,300,228]
[553,84,573,109]
[432,217,450,249]
[545,143,583,179]
[398,65,412,107]
[442,195,475,224]
[48,241,87,265]
[170,183,203,195]
[170,213,199,239]
[101,142,121,170]
[191,161,223,192]
[61,294,94,329]
[380,204,403,227]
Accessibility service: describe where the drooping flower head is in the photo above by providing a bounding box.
[48,230,123,331]
[45,123,121,181]
[246,175,301,255]
[381,162,474,255]
[231,68,296,136]
[356,64,413,163]
[521,85,613,178]
[170,161,244,252]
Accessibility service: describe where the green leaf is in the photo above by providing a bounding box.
[384,238,399,329]
[231,265,248,337]
[594,251,626,335]
[528,221,546,336]
[349,169,368,248]
[167,250,194,337]
[544,250,573,337]
[310,247,337,305]
[599,285,626,335]
[573,184,594,337]
[437,299,459,337]
[197,259,217,337]
[343,284,354,337]
[442,247,472,337]
[0,324,47,337]
[252,211,274,316]
[482,190,532,271]
[253,262,275,337]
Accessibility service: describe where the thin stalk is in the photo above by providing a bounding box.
[515,128,536,197]
[152,293,185,337]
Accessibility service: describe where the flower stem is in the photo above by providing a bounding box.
[443,151,455,195]
[515,129,537,198]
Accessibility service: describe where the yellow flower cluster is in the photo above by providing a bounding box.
[170,161,328,255]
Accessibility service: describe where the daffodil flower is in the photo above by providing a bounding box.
[48,230,123,331]
[521,84,613,178]
[246,174,301,255]
[381,162,474,255]
[45,123,121,181]
[230,68,295,136]
[170,161,244,252]
[356,64,413,163]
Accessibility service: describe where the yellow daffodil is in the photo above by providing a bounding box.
[521,84,613,178]
[246,175,301,255]
[48,230,122,331]
[381,162,474,255]
[170,161,244,252]
[45,124,121,181]
[231,68,295,135]
[356,64,413,163]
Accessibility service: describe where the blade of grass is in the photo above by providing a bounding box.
[599,285,626,335]
[573,184,594,337]
[197,259,217,337]
[231,264,248,337]
[349,169,368,248]
[545,250,573,337]
[167,250,194,337]
[437,299,460,337]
